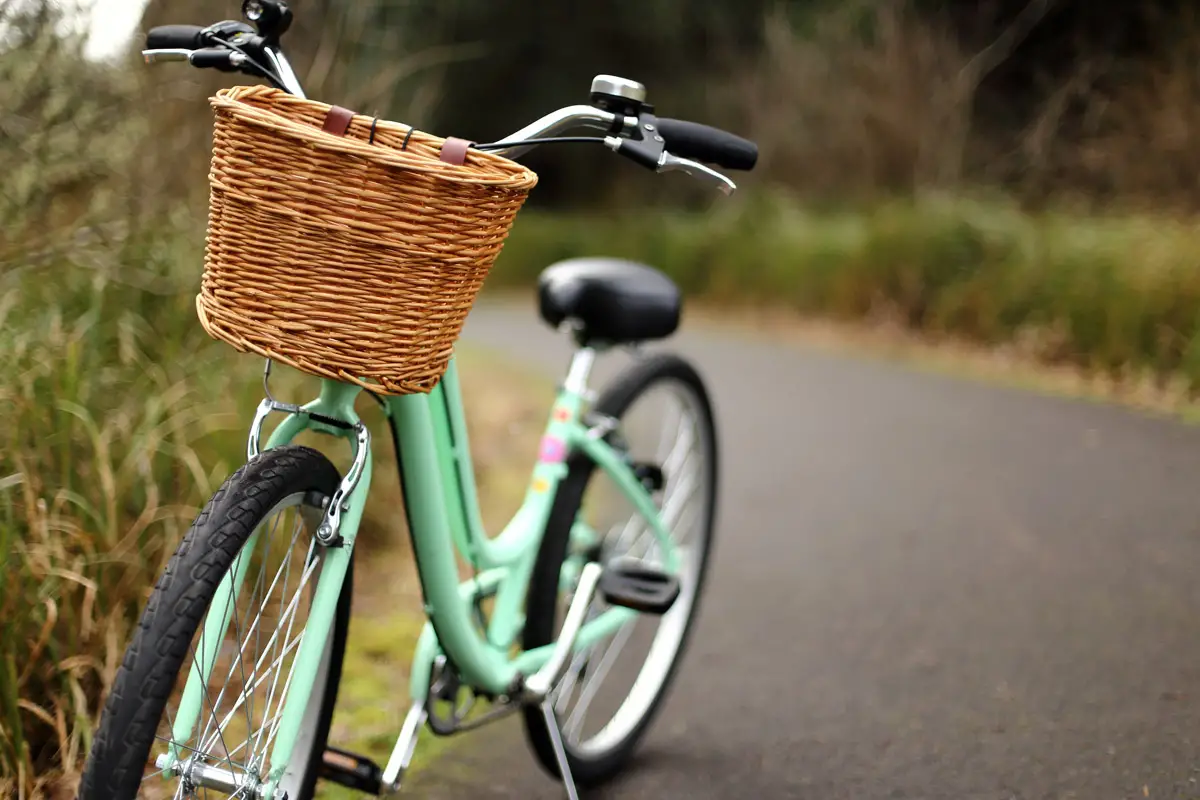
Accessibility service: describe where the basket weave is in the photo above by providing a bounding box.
[198,84,538,395]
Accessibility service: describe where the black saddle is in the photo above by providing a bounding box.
[537,257,682,345]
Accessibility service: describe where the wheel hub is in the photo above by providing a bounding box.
[155,754,287,798]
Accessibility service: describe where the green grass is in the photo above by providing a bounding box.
[313,613,462,800]
[492,190,1200,393]
[314,611,425,800]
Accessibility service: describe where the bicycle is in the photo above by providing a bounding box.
[78,2,757,798]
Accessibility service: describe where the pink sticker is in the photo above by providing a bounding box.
[538,436,567,463]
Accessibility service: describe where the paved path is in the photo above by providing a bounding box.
[404,300,1200,800]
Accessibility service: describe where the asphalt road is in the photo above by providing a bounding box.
[403,300,1200,800]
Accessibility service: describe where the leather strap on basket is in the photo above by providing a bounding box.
[322,105,355,136]
[440,137,473,165]
[321,105,474,165]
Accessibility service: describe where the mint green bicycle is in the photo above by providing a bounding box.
[78,3,757,798]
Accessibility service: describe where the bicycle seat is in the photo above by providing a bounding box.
[537,257,681,344]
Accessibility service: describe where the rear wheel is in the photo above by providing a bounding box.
[522,353,719,786]
[77,445,353,800]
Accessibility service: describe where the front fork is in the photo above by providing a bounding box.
[163,377,373,798]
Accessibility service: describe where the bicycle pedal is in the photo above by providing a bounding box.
[599,559,680,615]
[319,746,384,795]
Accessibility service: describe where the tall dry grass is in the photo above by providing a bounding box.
[0,3,482,793]
[0,235,259,797]
[0,3,261,793]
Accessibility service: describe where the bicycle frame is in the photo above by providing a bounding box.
[169,346,681,790]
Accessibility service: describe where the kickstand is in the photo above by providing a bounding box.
[541,699,580,800]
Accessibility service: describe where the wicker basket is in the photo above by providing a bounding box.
[197,84,538,395]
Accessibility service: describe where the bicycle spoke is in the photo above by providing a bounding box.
[143,765,176,786]
[622,469,695,566]
[154,685,185,781]
[225,702,286,765]
[553,642,595,714]
[194,524,317,762]
[661,422,695,478]
[196,508,303,770]
[199,598,310,756]
[247,507,283,750]
[610,514,644,558]
[142,742,212,797]
[195,510,281,757]
[194,543,290,757]
[232,518,297,678]
[655,397,684,460]
[258,625,306,763]
[186,637,238,772]
[562,621,634,741]
[253,533,316,765]
[219,508,303,763]
[246,510,303,768]
[140,736,215,790]
[660,470,698,530]
[225,547,257,754]
[152,736,212,760]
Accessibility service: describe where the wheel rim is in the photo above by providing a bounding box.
[551,376,713,757]
[139,493,333,799]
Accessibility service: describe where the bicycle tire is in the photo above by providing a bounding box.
[521,353,719,786]
[77,445,353,800]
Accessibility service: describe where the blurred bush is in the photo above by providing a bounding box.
[1,2,140,245]
[497,192,1200,387]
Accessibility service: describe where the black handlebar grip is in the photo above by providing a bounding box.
[145,24,204,50]
[656,118,758,171]
[189,48,236,71]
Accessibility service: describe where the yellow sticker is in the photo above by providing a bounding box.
[533,477,549,493]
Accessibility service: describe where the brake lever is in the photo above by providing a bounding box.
[656,151,736,196]
[603,109,738,197]
[142,48,193,64]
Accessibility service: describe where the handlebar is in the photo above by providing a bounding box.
[142,1,757,194]
[482,106,638,160]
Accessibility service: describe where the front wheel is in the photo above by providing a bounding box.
[522,353,719,787]
[78,445,353,800]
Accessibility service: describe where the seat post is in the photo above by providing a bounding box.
[564,346,597,396]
